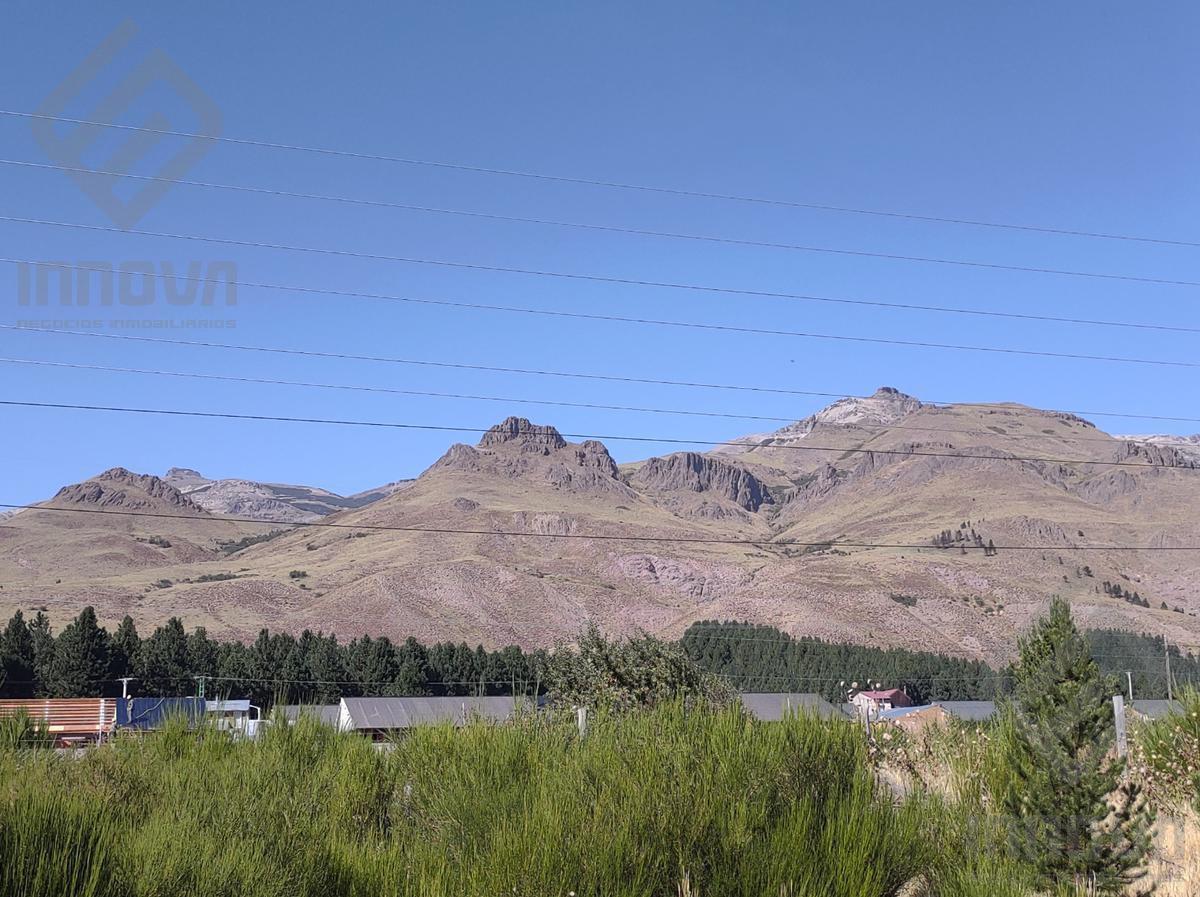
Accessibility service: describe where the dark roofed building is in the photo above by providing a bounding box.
[337,696,540,738]
[738,693,845,721]
[281,704,342,727]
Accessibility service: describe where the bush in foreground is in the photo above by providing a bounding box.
[0,704,1025,897]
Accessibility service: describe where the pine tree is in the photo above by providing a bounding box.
[110,615,141,680]
[28,612,55,697]
[1002,598,1154,894]
[0,611,35,697]
[140,618,190,696]
[46,607,111,697]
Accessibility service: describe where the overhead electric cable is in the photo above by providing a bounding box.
[0,355,1187,451]
[3,160,1200,308]
[5,323,1199,423]
[1,285,1193,370]
[7,213,1200,298]
[2,503,1197,551]
[2,399,1196,471]
[3,109,1198,249]
[2,252,1193,336]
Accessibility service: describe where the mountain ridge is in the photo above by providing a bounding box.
[4,389,1199,663]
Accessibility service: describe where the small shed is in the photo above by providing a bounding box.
[206,699,262,738]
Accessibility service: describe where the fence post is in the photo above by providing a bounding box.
[1112,695,1128,758]
[576,706,588,739]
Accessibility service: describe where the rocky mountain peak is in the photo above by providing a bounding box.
[52,468,207,514]
[812,387,922,427]
[715,387,922,455]
[631,453,773,511]
[478,417,568,454]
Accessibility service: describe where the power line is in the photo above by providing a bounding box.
[3,108,1197,251]
[9,219,1200,324]
[4,254,1195,340]
[5,159,1200,313]
[3,502,1200,552]
[4,398,1198,471]
[6,322,1198,425]
[3,289,1194,371]
[0,355,1189,452]
[0,357,796,425]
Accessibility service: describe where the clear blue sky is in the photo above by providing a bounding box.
[2,2,1197,505]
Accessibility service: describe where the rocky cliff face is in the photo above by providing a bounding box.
[432,418,631,496]
[478,417,568,452]
[631,452,773,511]
[1108,438,1200,465]
[53,468,207,514]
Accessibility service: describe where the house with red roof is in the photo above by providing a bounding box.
[851,688,912,720]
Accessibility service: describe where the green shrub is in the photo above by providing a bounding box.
[0,789,126,897]
[1130,686,1200,808]
[0,704,988,896]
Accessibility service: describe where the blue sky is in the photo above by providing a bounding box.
[1,3,1197,505]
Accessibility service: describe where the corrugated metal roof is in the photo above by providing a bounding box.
[738,693,844,721]
[0,699,115,735]
[859,689,906,700]
[280,704,341,726]
[340,696,536,730]
[1131,699,1183,720]
[878,701,997,722]
[934,701,997,721]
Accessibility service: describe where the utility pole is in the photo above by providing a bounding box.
[1165,641,1173,702]
[1112,695,1128,758]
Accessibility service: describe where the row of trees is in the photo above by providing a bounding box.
[683,620,1199,703]
[3,608,1195,709]
[0,608,545,705]
[681,620,1004,703]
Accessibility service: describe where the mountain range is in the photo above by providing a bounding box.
[2,387,1198,665]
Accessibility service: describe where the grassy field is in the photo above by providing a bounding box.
[0,704,1037,897]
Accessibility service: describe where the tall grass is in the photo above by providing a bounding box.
[0,705,1025,896]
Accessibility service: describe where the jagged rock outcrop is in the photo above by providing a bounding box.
[478,417,567,453]
[1113,441,1198,469]
[1074,470,1142,505]
[432,419,630,496]
[1114,434,1200,462]
[631,452,772,511]
[53,468,207,514]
